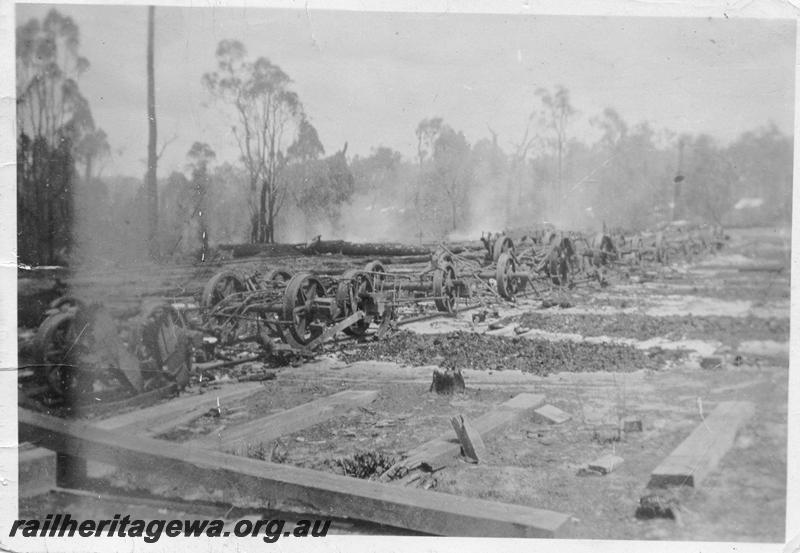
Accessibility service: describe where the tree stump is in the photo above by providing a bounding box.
[429,368,465,395]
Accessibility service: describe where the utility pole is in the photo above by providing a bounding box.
[146,5,159,259]
[671,139,685,222]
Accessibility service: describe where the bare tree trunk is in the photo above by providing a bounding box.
[197,175,209,260]
[449,182,457,231]
[267,205,275,243]
[267,177,277,244]
[672,139,685,222]
[259,178,268,243]
[250,212,258,244]
[556,140,563,219]
[47,195,55,265]
[146,6,158,259]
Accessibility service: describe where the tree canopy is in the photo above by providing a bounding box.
[203,40,305,243]
[16,9,108,265]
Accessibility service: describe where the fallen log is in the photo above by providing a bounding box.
[377,254,434,264]
[217,243,305,258]
[19,408,570,537]
[736,264,786,273]
[303,239,431,257]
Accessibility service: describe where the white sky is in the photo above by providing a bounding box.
[15,4,797,178]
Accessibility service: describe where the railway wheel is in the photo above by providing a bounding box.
[256,268,293,337]
[364,260,386,289]
[546,255,569,286]
[558,258,569,286]
[496,252,523,300]
[34,310,94,398]
[139,303,192,390]
[47,296,86,314]
[264,268,292,284]
[283,273,327,346]
[492,235,514,262]
[201,270,246,308]
[337,269,373,337]
[433,262,458,313]
[200,270,248,343]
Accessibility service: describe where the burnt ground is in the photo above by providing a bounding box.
[336,331,686,374]
[19,226,790,541]
[514,312,788,346]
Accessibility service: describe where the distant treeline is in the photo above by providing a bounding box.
[81,115,790,265]
[16,10,792,267]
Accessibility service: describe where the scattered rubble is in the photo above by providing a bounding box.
[636,493,680,520]
[517,312,788,346]
[591,425,622,444]
[16,227,789,540]
[331,450,398,480]
[622,418,643,433]
[587,454,624,475]
[337,331,684,375]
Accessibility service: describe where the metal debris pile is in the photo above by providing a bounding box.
[18,225,727,407]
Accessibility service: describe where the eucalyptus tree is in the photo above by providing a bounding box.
[16,9,105,264]
[203,40,303,243]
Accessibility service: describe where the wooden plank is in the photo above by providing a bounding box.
[190,390,379,452]
[19,408,570,538]
[193,355,260,372]
[88,384,265,480]
[532,404,572,424]
[94,383,263,435]
[648,401,754,488]
[19,447,57,498]
[87,384,265,479]
[382,393,545,479]
[81,383,178,419]
[55,487,234,518]
[449,415,486,463]
[588,455,624,475]
[622,417,643,433]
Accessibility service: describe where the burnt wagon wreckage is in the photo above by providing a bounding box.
[18,223,731,538]
[21,225,722,407]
